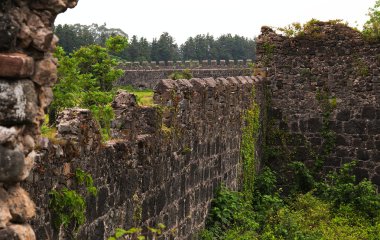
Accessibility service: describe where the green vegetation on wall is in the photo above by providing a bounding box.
[241,87,260,197]
[314,89,337,172]
[169,69,193,80]
[49,169,97,231]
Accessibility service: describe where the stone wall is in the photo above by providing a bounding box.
[256,22,380,187]
[0,1,77,239]
[117,60,252,88]
[23,76,260,239]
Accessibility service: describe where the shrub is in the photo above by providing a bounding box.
[202,186,258,239]
[169,69,192,80]
[316,162,380,220]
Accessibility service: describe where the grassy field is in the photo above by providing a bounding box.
[116,86,155,107]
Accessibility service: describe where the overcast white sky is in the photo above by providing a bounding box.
[56,0,376,44]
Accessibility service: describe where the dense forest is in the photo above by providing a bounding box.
[54,23,256,62]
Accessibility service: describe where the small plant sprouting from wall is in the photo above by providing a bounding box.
[277,19,347,38]
[353,56,370,77]
[314,89,337,172]
[169,69,193,80]
[261,43,275,66]
[49,168,97,231]
[49,188,86,230]
[108,224,166,240]
[241,86,260,197]
[75,168,98,196]
[132,193,142,225]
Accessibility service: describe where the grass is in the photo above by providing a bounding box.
[41,114,57,140]
[115,86,155,107]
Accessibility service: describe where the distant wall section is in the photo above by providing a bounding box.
[117,60,252,88]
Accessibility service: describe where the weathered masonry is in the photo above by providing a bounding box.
[0,0,78,239]
[117,60,252,89]
[256,22,380,187]
[1,2,380,239]
[23,76,260,239]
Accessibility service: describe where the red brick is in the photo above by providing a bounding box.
[0,53,34,78]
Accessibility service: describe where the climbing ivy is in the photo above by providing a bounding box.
[241,86,260,197]
[314,89,337,172]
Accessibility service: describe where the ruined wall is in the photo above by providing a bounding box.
[23,76,259,239]
[117,60,252,88]
[256,22,380,186]
[0,0,77,239]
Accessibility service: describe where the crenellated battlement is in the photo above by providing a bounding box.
[118,60,253,88]
[121,59,253,70]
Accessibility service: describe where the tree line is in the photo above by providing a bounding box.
[54,23,256,62]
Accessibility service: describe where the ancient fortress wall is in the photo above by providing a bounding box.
[0,1,78,239]
[117,60,252,88]
[256,23,380,186]
[2,3,380,239]
[23,76,259,239]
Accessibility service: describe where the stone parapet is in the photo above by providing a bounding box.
[23,76,262,239]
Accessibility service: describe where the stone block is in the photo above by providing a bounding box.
[0,227,17,240]
[0,80,38,124]
[7,186,36,223]
[362,106,376,119]
[368,120,380,134]
[0,188,11,228]
[0,13,18,51]
[372,175,380,187]
[356,149,370,161]
[307,118,322,132]
[0,54,34,78]
[344,120,366,135]
[0,146,25,182]
[32,28,54,52]
[32,58,57,86]
[0,126,17,144]
[7,224,36,240]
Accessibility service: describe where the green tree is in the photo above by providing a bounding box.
[150,38,159,62]
[54,23,128,53]
[125,35,139,61]
[156,32,180,62]
[106,35,129,54]
[55,24,95,53]
[51,37,127,139]
[138,37,151,62]
[181,36,196,60]
[363,0,380,40]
